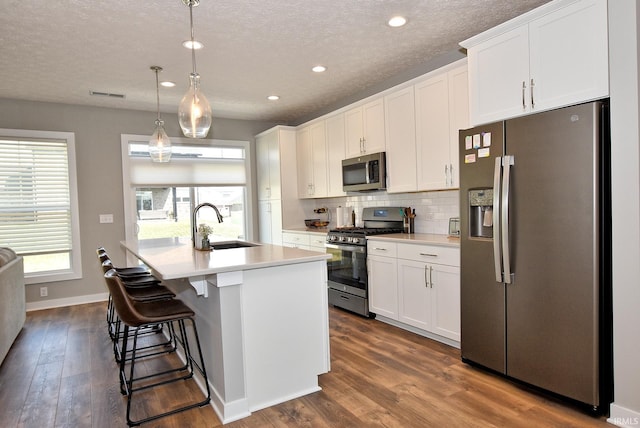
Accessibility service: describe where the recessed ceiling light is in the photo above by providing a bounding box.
[312,65,327,73]
[160,81,176,88]
[182,40,204,50]
[267,95,280,101]
[388,16,407,27]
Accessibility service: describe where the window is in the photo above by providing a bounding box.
[0,129,82,283]
[121,135,253,244]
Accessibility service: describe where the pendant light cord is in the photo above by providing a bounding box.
[155,68,161,122]
[189,2,197,75]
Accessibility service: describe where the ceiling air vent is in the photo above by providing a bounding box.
[89,90,126,99]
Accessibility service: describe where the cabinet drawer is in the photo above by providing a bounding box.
[367,240,397,257]
[282,232,310,247]
[309,234,327,249]
[397,243,459,267]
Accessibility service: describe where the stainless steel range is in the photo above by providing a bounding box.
[325,207,405,317]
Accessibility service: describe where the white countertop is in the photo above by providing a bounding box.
[120,237,330,280]
[282,227,329,236]
[365,233,460,247]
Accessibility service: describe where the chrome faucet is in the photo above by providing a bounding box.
[192,202,224,246]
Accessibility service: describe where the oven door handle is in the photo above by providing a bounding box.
[325,243,366,253]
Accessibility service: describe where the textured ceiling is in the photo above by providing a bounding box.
[0,0,550,123]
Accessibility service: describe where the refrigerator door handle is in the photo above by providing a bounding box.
[501,155,515,284]
[493,157,503,283]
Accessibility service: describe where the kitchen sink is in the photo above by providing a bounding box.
[210,241,259,250]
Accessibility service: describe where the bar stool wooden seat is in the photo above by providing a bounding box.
[103,269,211,426]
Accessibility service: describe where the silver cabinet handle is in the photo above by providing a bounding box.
[501,155,515,284]
[424,265,428,288]
[521,81,526,110]
[372,247,387,251]
[493,157,503,282]
[530,78,535,109]
[429,266,434,288]
[419,253,438,257]
[449,163,454,187]
[444,164,448,183]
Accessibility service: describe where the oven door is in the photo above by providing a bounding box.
[325,243,367,298]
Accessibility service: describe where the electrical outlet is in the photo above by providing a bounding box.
[40,286,48,297]
[99,214,114,224]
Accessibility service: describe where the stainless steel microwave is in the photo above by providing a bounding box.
[342,152,386,192]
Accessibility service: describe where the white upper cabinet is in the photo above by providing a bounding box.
[255,126,302,244]
[415,73,451,191]
[325,114,347,197]
[462,0,609,126]
[345,98,386,158]
[447,65,470,189]
[384,86,417,193]
[297,121,328,199]
[415,63,469,191]
[257,127,289,201]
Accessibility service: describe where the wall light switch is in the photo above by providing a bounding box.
[99,214,114,224]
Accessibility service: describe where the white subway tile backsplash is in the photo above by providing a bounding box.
[303,189,460,235]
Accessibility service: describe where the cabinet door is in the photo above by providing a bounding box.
[467,25,530,125]
[362,98,386,154]
[447,65,469,189]
[345,99,385,157]
[310,121,328,197]
[344,106,364,158]
[528,0,608,112]
[397,259,431,330]
[384,86,417,193]
[258,200,272,243]
[430,264,460,341]
[296,127,312,198]
[325,114,346,197]
[415,73,451,191]
[368,254,398,319]
[258,200,282,245]
[257,130,283,200]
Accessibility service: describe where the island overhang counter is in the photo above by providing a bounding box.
[120,238,331,424]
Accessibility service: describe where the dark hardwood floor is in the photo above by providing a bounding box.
[0,302,611,427]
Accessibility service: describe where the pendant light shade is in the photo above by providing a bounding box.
[149,66,172,162]
[179,73,212,138]
[179,0,212,138]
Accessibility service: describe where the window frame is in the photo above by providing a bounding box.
[120,134,254,245]
[0,128,82,284]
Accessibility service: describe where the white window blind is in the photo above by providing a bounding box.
[127,141,247,186]
[0,138,72,255]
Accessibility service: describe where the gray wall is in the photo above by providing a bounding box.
[609,0,640,422]
[0,98,276,305]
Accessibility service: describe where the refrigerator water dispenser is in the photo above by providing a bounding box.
[469,189,493,238]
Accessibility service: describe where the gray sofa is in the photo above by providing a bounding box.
[0,248,25,365]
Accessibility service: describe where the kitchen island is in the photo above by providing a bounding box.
[120,237,331,424]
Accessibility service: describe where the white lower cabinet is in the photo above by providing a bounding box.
[368,253,398,319]
[368,239,460,344]
[282,231,310,250]
[282,231,327,252]
[308,233,328,251]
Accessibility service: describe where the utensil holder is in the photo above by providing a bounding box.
[403,217,414,234]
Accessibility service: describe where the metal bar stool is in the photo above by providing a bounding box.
[103,269,211,427]
[97,248,175,361]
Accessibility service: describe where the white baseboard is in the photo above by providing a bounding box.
[608,403,640,427]
[26,292,108,312]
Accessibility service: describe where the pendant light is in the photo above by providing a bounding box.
[149,66,172,162]
[178,0,212,138]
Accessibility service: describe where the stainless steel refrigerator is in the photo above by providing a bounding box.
[458,100,612,413]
